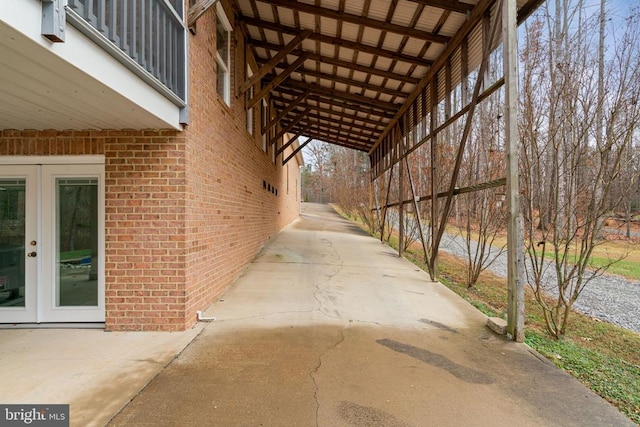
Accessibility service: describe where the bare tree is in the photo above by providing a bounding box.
[520,0,640,338]
[455,53,509,288]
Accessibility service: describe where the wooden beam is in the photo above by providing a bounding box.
[370,77,505,179]
[247,51,312,109]
[239,29,312,93]
[283,138,313,166]
[310,54,422,85]
[517,0,546,23]
[271,99,387,131]
[277,128,308,155]
[407,0,474,14]
[284,80,400,112]
[282,110,383,135]
[429,77,439,278]
[273,106,310,142]
[416,178,506,202]
[286,123,372,149]
[240,17,433,67]
[262,89,310,134]
[275,87,395,118]
[285,114,379,141]
[292,67,408,99]
[187,0,220,33]
[251,39,424,83]
[279,136,310,156]
[259,0,451,44]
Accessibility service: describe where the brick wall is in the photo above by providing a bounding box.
[182,3,302,324]
[103,131,189,331]
[0,129,190,331]
[0,0,303,331]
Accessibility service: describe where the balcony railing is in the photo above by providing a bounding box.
[67,0,187,104]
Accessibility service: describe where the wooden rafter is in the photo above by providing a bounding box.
[283,137,312,166]
[281,110,383,135]
[290,67,408,99]
[239,29,312,94]
[187,0,220,33]
[275,87,395,119]
[277,127,308,155]
[287,122,372,148]
[258,0,451,44]
[272,106,310,142]
[249,39,420,84]
[246,41,422,84]
[270,100,387,131]
[406,0,474,14]
[278,135,309,157]
[284,80,400,112]
[262,89,310,134]
[240,17,433,67]
[247,51,312,109]
[286,116,378,144]
[290,128,370,151]
[286,114,379,139]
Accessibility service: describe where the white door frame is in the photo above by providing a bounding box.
[0,165,38,323]
[0,156,105,324]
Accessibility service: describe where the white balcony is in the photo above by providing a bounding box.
[0,0,186,131]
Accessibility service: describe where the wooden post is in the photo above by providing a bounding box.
[503,0,525,342]
[429,80,439,279]
[369,166,375,233]
[398,127,405,258]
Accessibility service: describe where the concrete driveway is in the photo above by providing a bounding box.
[108,203,632,427]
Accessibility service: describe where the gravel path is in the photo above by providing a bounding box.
[438,232,640,333]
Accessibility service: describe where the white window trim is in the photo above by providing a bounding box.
[261,99,268,152]
[0,155,105,165]
[247,65,254,135]
[216,3,233,106]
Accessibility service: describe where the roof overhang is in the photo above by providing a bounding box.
[233,0,545,153]
[0,0,182,130]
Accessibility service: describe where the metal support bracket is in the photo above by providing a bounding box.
[42,0,66,43]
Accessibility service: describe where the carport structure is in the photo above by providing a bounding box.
[200,0,545,341]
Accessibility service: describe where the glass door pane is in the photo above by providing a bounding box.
[0,179,26,307]
[56,178,99,307]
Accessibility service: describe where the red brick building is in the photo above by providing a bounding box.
[0,1,302,330]
[1,0,538,340]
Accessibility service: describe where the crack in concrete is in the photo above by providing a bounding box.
[310,233,346,321]
[310,326,348,427]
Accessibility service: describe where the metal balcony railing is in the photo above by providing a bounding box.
[67,0,187,103]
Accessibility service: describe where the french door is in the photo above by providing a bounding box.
[0,162,105,324]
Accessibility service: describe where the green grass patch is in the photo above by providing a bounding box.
[589,257,640,281]
[533,250,640,281]
[526,331,640,423]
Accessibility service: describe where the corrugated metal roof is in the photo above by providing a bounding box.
[234,0,545,152]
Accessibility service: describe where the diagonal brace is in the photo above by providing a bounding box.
[248,52,312,110]
[239,30,312,94]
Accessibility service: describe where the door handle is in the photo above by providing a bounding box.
[27,252,37,257]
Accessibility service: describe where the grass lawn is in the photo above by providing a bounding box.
[336,208,640,425]
[458,227,640,281]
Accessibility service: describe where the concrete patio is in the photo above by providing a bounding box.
[0,203,632,426]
